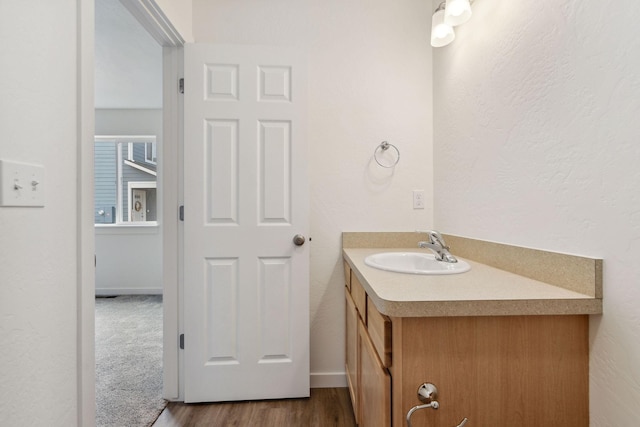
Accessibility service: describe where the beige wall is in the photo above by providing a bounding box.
[155,0,193,42]
[432,0,640,424]
[192,0,434,385]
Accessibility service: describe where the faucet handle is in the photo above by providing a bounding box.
[429,230,448,248]
[416,230,448,249]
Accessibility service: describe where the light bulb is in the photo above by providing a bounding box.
[444,0,472,26]
[431,8,455,47]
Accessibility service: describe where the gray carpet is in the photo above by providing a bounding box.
[95,295,167,427]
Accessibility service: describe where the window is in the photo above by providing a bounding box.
[94,135,157,225]
[145,142,157,164]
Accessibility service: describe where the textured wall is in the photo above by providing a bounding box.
[432,0,640,424]
[193,0,434,386]
[0,1,80,425]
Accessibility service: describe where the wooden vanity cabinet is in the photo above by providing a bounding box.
[344,261,590,427]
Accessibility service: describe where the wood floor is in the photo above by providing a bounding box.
[152,388,357,427]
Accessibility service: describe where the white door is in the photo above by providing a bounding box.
[131,189,146,221]
[183,44,309,403]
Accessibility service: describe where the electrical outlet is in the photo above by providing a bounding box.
[0,159,45,207]
[413,190,425,209]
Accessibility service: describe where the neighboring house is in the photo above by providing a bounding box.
[94,138,157,224]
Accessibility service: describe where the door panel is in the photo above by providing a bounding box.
[258,257,292,361]
[183,43,308,403]
[259,120,291,223]
[205,258,238,364]
[205,119,238,224]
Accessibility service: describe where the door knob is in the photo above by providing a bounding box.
[293,234,306,246]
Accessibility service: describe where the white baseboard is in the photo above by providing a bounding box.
[310,372,347,388]
[95,287,163,296]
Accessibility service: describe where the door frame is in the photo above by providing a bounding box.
[159,40,184,401]
[122,0,186,401]
[78,1,185,424]
[78,1,96,425]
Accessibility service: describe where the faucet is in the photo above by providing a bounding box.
[417,230,458,263]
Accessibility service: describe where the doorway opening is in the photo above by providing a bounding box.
[94,0,166,424]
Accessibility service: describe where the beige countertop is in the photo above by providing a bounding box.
[343,247,603,317]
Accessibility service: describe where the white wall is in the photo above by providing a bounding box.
[155,0,194,43]
[192,0,434,385]
[95,0,164,295]
[95,227,162,294]
[432,0,640,424]
[0,1,82,425]
[95,108,162,135]
[94,109,163,295]
[95,0,163,108]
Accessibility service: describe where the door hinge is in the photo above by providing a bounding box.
[179,205,184,221]
[180,333,185,349]
[179,78,184,94]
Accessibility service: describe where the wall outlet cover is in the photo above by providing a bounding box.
[413,189,425,209]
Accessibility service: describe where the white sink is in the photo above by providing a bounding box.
[364,252,471,275]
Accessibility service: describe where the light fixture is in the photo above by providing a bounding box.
[444,0,472,26]
[430,3,455,48]
[430,0,475,48]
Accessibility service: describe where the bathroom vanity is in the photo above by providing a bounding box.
[342,232,602,427]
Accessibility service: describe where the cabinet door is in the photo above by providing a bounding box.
[358,318,391,427]
[394,316,589,427]
[345,290,359,423]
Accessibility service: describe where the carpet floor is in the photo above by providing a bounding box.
[95,295,167,427]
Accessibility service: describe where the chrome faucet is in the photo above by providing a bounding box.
[417,230,458,263]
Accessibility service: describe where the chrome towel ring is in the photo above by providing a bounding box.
[374,141,400,168]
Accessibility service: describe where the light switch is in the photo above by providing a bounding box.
[0,159,45,207]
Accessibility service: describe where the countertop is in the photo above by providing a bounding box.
[343,247,603,317]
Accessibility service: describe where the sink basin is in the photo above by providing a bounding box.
[364,252,471,275]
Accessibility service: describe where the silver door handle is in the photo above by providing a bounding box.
[293,234,306,246]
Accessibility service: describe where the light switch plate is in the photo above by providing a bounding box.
[413,189,425,209]
[0,159,45,207]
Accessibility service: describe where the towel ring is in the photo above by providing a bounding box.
[374,141,400,168]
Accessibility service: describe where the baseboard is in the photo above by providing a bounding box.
[310,372,347,388]
[96,287,163,296]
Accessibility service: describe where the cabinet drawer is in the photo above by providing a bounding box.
[350,271,367,321]
[367,295,392,368]
[344,260,351,292]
